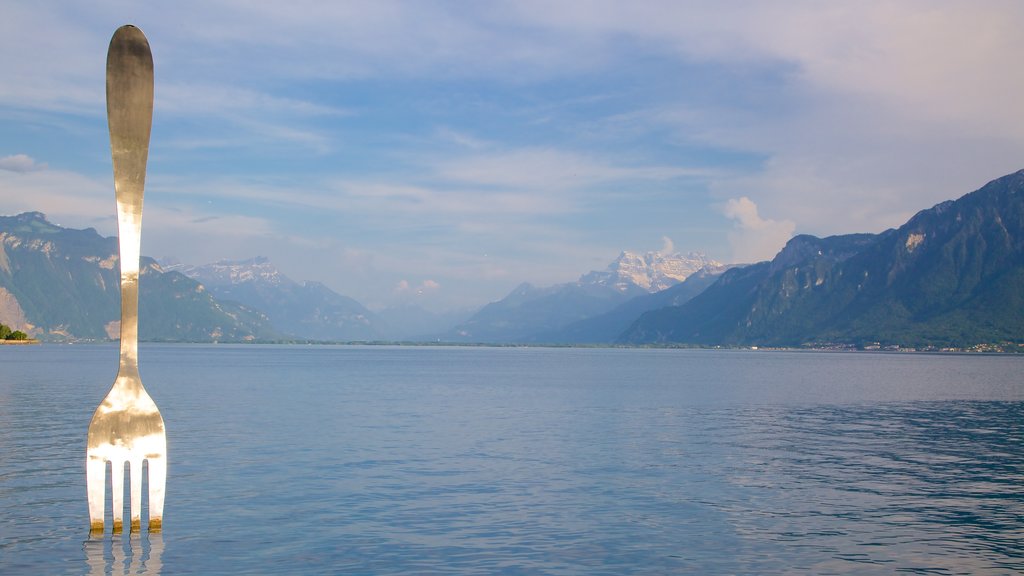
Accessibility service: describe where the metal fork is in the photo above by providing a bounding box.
[87,24,167,534]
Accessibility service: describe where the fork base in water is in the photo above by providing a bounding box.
[87,453,166,534]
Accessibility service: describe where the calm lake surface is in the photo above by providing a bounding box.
[1,344,1022,575]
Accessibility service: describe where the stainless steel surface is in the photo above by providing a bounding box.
[87,24,166,534]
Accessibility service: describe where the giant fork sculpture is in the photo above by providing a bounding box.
[86,24,167,534]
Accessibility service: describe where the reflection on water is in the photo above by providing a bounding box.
[83,533,162,576]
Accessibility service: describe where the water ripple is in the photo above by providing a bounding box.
[1,346,1022,574]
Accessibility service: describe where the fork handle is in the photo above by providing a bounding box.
[107,25,153,372]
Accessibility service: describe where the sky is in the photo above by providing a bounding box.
[2,1,1023,312]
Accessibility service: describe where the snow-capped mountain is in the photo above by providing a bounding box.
[580,250,725,293]
[169,256,288,287]
[445,249,727,343]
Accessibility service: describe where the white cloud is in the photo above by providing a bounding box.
[499,1,1024,236]
[500,1,1024,138]
[721,197,795,264]
[394,279,441,295]
[660,236,675,255]
[0,154,46,173]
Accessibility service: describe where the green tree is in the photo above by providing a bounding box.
[0,324,11,339]
[7,330,28,341]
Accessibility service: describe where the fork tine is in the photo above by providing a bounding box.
[147,455,166,531]
[87,456,106,533]
[130,458,143,532]
[111,460,125,533]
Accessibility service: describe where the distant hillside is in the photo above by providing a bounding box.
[0,213,278,341]
[170,257,385,341]
[621,169,1024,349]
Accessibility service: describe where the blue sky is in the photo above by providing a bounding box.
[2,1,1023,311]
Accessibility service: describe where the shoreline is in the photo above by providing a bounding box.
[29,339,1024,354]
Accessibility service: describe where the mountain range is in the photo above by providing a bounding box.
[445,251,724,343]
[1,168,1021,348]
[0,212,277,341]
[621,168,1024,349]
[168,250,723,343]
[163,257,474,341]
[164,257,383,341]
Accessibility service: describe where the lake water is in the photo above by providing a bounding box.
[1,344,1022,575]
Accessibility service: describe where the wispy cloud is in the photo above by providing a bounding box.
[159,84,349,119]
[157,82,347,153]
[0,165,110,227]
[434,147,699,191]
[492,1,1024,235]
[341,181,571,216]
[144,205,276,254]
[2,1,1022,310]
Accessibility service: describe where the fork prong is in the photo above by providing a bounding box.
[87,456,106,533]
[130,458,143,532]
[111,460,125,533]
[147,455,166,531]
